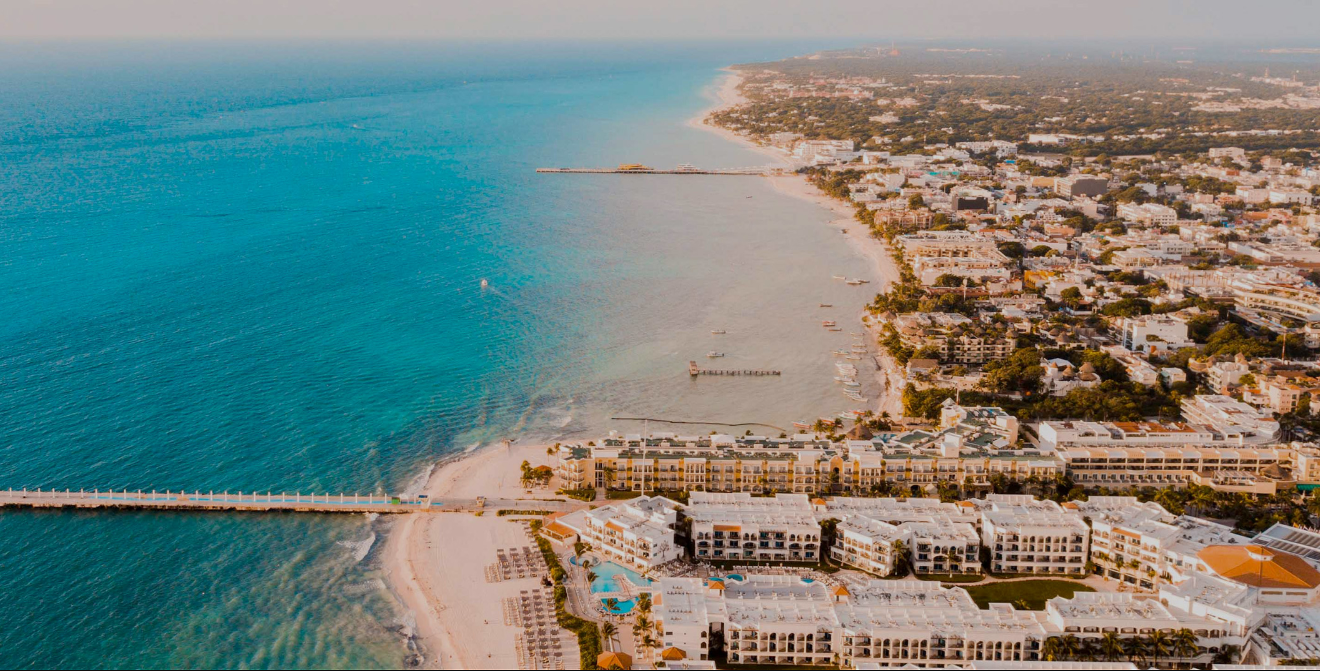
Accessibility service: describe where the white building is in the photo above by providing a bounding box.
[978,494,1089,576]
[545,495,683,571]
[687,492,822,563]
[1118,315,1194,354]
[1067,497,1251,591]
[1180,395,1280,444]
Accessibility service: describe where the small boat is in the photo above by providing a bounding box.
[833,376,856,383]
[821,320,837,327]
[706,351,725,358]
[829,327,843,332]
[845,353,862,359]
[831,275,846,280]
[832,349,850,356]
[846,279,864,286]
[819,303,833,308]
[711,329,727,335]
[480,279,489,288]
[792,421,811,431]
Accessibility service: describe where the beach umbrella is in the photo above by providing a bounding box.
[596,651,633,669]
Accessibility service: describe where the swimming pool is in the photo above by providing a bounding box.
[589,561,651,594]
[601,598,636,615]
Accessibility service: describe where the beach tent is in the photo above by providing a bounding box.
[596,651,633,669]
[660,647,686,661]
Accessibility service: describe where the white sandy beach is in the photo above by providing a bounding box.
[382,441,566,670]
[384,67,921,671]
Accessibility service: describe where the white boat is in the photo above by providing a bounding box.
[831,275,846,280]
[846,279,864,286]
[711,329,727,335]
[833,376,856,383]
[846,354,862,360]
[832,349,850,356]
[706,351,725,358]
[792,421,810,431]
[821,320,837,327]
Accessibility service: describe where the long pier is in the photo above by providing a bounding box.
[536,167,779,176]
[688,361,781,377]
[0,488,586,515]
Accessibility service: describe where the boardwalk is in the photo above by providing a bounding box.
[536,166,778,176]
[0,488,588,515]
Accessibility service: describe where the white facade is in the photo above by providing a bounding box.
[1180,395,1280,444]
[688,492,822,563]
[1119,315,1194,354]
[978,495,1089,576]
[550,495,683,570]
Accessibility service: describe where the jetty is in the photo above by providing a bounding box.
[689,361,781,377]
[537,165,780,176]
[0,488,584,516]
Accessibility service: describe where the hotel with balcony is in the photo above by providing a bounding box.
[544,495,683,571]
[978,495,1089,576]
[686,492,822,563]
[1066,496,1251,591]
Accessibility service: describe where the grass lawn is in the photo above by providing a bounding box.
[917,572,985,583]
[963,579,1095,610]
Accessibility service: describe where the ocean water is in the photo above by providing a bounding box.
[0,40,868,668]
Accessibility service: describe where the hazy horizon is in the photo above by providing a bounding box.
[3,0,1320,42]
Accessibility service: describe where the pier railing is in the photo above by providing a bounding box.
[0,487,431,513]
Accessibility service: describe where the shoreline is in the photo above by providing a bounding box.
[381,439,562,670]
[382,65,917,669]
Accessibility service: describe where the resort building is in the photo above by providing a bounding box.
[978,495,1089,576]
[891,312,1017,364]
[544,495,683,571]
[830,515,980,577]
[555,412,1058,498]
[655,576,1241,668]
[1180,395,1281,444]
[1068,496,1251,591]
[1055,445,1287,489]
[1117,315,1194,354]
[686,492,822,563]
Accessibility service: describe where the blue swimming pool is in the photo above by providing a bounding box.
[601,598,636,615]
[589,561,651,594]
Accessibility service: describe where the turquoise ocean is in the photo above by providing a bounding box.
[0,41,878,668]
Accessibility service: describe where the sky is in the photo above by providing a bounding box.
[2,0,1319,42]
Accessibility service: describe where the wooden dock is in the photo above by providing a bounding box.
[688,361,781,377]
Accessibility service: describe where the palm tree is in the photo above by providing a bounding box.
[890,539,909,577]
[1173,628,1199,668]
[1100,632,1123,662]
[600,621,617,651]
[603,597,618,614]
[636,592,652,616]
[1124,635,1147,666]
[586,570,598,586]
[1148,630,1171,667]
[1060,634,1080,661]
[1042,637,1062,662]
